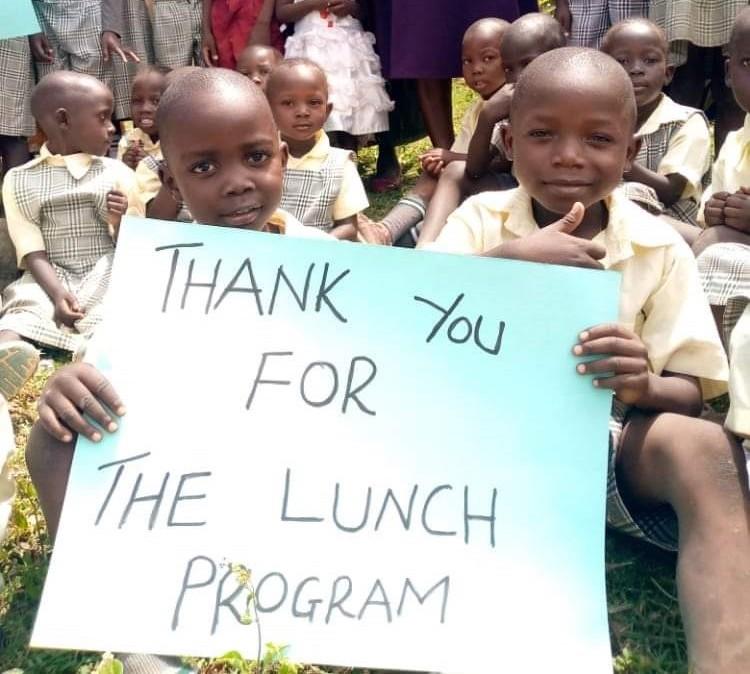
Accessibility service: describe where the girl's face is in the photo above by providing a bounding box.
[267,67,332,143]
[727,23,750,115]
[461,30,506,99]
[603,25,673,110]
[131,73,166,138]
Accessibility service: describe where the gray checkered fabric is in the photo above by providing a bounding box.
[279,148,350,232]
[33,0,105,81]
[112,0,155,120]
[0,38,36,138]
[139,154,192,220]
[0,158,121,351]
[650,0,749,67]
[635,108,710,226]
[606,399,679,551]
[151,0,203,69]
[569,0,649,48]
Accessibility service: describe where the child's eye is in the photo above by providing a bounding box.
[528,129,551,139]
[247,151,270,164]
[589,133,613,144]
[309,99,322,106]
[190,160,216,175]
[483,55,496,63]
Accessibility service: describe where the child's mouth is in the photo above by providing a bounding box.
[221,205,262,227]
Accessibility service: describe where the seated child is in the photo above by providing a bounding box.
[24,66,331,674]
[431,48,750,672]
[601,18,712,230]
[418,13,566,246]
[694,8,750,335]
[266,58,368,240]
[236,43,282,92]
[117,66,169,171]
[0,71,145,401]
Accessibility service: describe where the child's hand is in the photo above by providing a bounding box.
[53,291,85,328]
[419,148,452,177]
[100,30,140,63]
[29,33,54,63]
[356,213,392,245]
[107,190,128,241]
[573,324,650,405]
[703,191,729,227]
[202,32,219,67]
[481,84,514,124]
[498,202,606,269]
[122,141,145,170]
[722,188,750,233]
[328,0,357,17]
[37,363,125,443]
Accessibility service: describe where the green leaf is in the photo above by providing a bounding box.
[96,660,124,674]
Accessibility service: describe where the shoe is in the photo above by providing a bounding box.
[0,340,39,400]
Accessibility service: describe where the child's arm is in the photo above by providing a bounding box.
[554,0,572,35]
[248,0,276,45]
[201,0,219,66]
[328,0,360,18]
[24,252,84,327]
[419,149,466,178]
[330,216,358,241]
[574,324,703,415]
[37,363,125,444]
[28,33,54,64]
[107,190,128,241]
[623,162,687,208]
[147,183,181,220]
[466,86,513,179]
[101,0,139,63]
[276,0,329,23]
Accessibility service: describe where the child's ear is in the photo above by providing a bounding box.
[279,140,289,170]
[664,63,675,86]
[725,57,733,89]
[325,101,333,121]
[55,108,69,129]
[500,123,514,161]
[160,162,183,203]
[623,135,641,173]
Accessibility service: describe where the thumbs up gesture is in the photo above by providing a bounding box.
[490,202,607,269]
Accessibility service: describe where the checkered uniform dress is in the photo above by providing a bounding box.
[0,159,122,352]
[569,0,649,48]
[0,38,36,138]
[151,0,203,68]
[698,242,750,341]
[279,148,350,232]
[635,110,711,226]
[139,154,192,220]
[112,0,155,120]
[650,0,748,67]
[32,0,105,81]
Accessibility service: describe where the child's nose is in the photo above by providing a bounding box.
[553,138,584,166]
[224,169,255,195]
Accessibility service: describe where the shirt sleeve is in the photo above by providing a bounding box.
[113,163,146,217]
[451,101,480,154]
[332,157,369,221]
[697,144,729,225]
[657,113,712,200]
[2,168,45,267]
[640,239,729,399]
[134,159,162,206]
[427,195,503,255]
[101,0,125,36]
[727,301,750,437]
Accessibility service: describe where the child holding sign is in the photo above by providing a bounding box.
[267,58,368,239]
[430,47,750,672]
[0,71,144,401]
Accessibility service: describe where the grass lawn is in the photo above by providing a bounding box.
[0,81,687,674]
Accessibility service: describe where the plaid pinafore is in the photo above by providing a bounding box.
[0,38,35,138]
[111,0,155,120]
[138,154,192,221]
[279,147,350,232]
[0,158,119,351]
[151,0,203,68]
[635,109,711,226]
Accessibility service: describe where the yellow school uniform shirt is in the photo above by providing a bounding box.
[134,148,165,205]
[116,127,161,162]
[728,302,750,437]
[699,114,750,223]
[3,145,145,266]
[430,187,728,399]
[451,99,482,154]
[637,94,711,202]
[287,131,368,221]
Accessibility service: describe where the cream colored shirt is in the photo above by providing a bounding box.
[116,127,161,162]
[286,131,368,221]
[637,94,711,201]
[134,149,165,205]
[267,208,333,239]
[727,301,750,438]
[699,114,750,223]
[3,145,145,266]
[431,187,728,399]
[451,99,482,154]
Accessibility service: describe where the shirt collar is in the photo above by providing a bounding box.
[505,187,678,268]
[34,144,98,180]
[636,94,689,137]
[129,127,160,154]
[290,130,329,161]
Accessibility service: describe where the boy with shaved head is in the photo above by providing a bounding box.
[432,47,750,671]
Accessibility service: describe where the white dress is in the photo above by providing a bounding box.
[284,6,393,136]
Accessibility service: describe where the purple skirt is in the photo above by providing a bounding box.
[373,1,539,78]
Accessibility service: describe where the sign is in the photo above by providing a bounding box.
[0,0,40,40]
[33,216,620,673]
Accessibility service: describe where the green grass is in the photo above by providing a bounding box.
[0,80,687,673]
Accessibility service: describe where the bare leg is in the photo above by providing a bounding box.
[328,131,358,152]
[692,224,750,257]
[617,412,750,672]
[0,329,23,343]
[416,79,454,149]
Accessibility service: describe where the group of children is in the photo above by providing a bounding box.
[1,2,750,672]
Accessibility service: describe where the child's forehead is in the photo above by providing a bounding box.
[274,66,326,92]
[605,23,666,53]
[133,72,166,90]
[462,27,504,51]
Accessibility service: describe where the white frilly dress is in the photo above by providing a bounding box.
[284,6,394,136]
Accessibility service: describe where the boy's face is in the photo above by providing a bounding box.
[237,48,278,92]
[727,25,750,114]
[162,93,287,231]
[500,34,551,85]
[603,26,671,109]
[267,67,332,143]
[461,29,506,99]
[63,84,116,156]
[503,81,637,214]
[131,73,165,136]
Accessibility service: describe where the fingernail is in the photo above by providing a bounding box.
[573,345,583,355]
[592,379,599,387]
[62,434,72,443]
[116,406,126,416]
[576,364,586,374]
[107,421,118,432]
[579,331,589,340]
[91,432,102,442]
